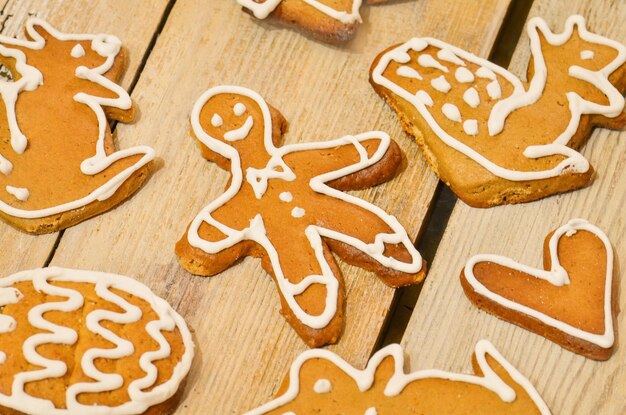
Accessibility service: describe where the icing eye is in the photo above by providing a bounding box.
[233,103,246,116]
[70,44,85,58]
[580,50,594,60]
[211,113,223,127]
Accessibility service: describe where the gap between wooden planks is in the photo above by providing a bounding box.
[0,0,170,274]
[401,0,626,414]
[46,0,510,412]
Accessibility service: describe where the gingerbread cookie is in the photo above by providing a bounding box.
[245,340,551,414]
[176,85,424,347]
[237,0,387,43]
[0,267,194,414]
[0,18,155,234]
[461,219,616,360]
[370,15,626,207]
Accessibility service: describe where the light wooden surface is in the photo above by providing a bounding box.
[401,1,626,414]
[0,0,170,274]
[46,0,511,412]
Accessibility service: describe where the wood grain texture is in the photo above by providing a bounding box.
[49,0,510,412]
[401,1,626,414]
[0,0,170,274]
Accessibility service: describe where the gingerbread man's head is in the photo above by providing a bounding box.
[191,86,285,171]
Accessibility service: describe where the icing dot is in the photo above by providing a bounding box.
[463,119,478,136]
[291,207,305,218]
[486,79,501,99]
[580,50,594,60]
[455,67,474,83]
[0,315,16,332]
[463,87,480,108]
[415,90,433,107]
[233,103,246,116]
[0,287,22,304]
[313,378,332,394]
[70,44,85,58]
[417,54,449,73]
[0,352,5,364]
[442,103,462,122]
[475,66,496,80]
[279,191,293,203]
[396,65,422,80]
[392,51,412,64]
[0,155,13,175]
[436,48,465,66]
[211,113,223,127]
[365,408,378,415]
[6,185,29,201]
[431,75,451,93]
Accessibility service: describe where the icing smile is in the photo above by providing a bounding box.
[224,115,253,141]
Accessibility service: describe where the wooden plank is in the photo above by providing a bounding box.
[0,0,170,274]
[50,0,510,412]
[401,1,626,414]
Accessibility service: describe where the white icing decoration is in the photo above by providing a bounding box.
[580,50,594,60]
[6,185,29,201]
[237,0,363,24]
[364,408,378,415]
[313,378,332,394]
[0,154,13,175]
[0,267,194,415]
[396,65,422,80]
[70,43,85,58]
[211,113,223,127]
[188,86,422,330]
[463,87,480,108]
[436,48,465,66]
[279,191,293,202]
[442,103,461,122]
[476,66,496,80]
[0,287,22,362]
[371,14,626,182]
[244,341,551,415]
[415,90,433,107]
[455,67,474,83]
[291,207,305,218]
[0,18,155,219]
[486,79,502,99]
[463,119,478,136]
[417,54,448,72]
[430,75,451,93]
[224,116,254,141]
[234,102,246,116]
[464,219,614,349]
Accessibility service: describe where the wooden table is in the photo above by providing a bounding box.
[0,0,623,413]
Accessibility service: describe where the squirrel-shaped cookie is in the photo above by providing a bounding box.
[245,340,551,414]
[370,15,626,207]
[461,219,616,360]
[0,19,154,234]
[176,85,424,347]
[237,0,388,43]
[0,267,194,415]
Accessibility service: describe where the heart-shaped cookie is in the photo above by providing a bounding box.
[461,219,616,360]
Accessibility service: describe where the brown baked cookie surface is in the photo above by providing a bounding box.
[0,19,154,234]
[176,85,424,347]
[370,15,626,207]
[237,0,387,43]
[0,267,194,415]
[461,219,616,360]
[245,340,551,414]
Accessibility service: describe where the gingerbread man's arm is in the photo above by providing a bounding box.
[282,132,402,190]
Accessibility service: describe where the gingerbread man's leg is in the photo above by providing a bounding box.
[311,193,425,287]
[259,219,345,347]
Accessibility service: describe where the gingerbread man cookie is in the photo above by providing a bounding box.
[0,267,194,415]
[245,340,551,414]
[237,0,388,43]
[461,219,616,360]
[370,15,626,207]
[176,85,424,347]
[0,19,154,234]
